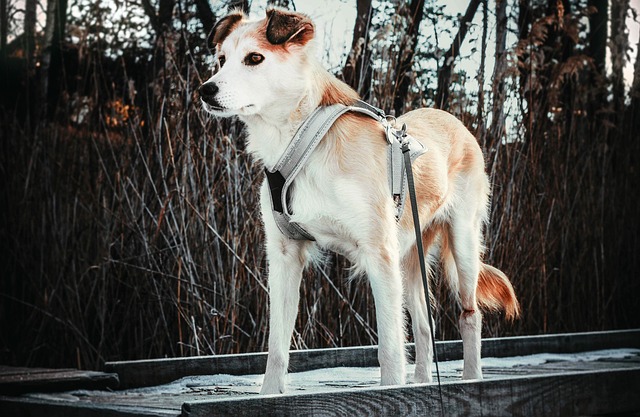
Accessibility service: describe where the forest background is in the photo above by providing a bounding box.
[1,0,639,371]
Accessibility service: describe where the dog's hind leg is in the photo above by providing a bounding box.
[403,249,433,383]
[402,226,442,384]
[446,216,484,380]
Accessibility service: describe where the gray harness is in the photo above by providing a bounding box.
[265,100,427,241]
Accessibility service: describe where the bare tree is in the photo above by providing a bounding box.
[142,0,177,36]
[44,0,68,119]
[24,0,36,64]
[588,0,607,76]
[342,0,373,100]
[610,0,629,119]
[476,0,488,139]
[633,26,640,102]
[392,0,425,115]
[0,0,7,54]
[194,0,216,40]
[434,0,481,110]
[489,0,507,146]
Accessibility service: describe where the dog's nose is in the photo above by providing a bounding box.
[199,82,218,100]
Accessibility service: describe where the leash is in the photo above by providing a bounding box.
[398,126,445,415]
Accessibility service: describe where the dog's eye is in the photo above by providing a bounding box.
[218,56,226,68]
[244,53,265,66]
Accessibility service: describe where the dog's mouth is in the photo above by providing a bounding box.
[201,100,255,116]
[201,100,226,113]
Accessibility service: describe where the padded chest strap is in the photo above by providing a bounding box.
[265,100,426,241]
[265,104,353,241]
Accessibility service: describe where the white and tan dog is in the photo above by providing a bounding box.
[200,8,519,395]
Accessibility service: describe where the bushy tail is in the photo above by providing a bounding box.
[477,263,520,320]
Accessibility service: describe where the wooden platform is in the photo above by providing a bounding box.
[1,329,639,416]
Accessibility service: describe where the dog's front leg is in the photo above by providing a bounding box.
[260,236,307,394]
[259,186,308,394]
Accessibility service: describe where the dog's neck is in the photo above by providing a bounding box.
[241,94,317,170]
[240,62,359,170]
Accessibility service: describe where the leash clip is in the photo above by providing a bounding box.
[395,123,407,139]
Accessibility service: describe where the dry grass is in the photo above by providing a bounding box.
[1,7,639,370]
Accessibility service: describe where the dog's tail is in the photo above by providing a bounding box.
[477,263,520,320]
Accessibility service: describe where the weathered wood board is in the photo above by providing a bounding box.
[0,330,638,417]
[106,328,640,389]
[181,367,640,417]
[0,366,119,395]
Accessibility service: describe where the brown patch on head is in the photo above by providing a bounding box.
[212,10,245,46]
[265,8,314,46]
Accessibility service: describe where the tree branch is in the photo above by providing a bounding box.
[393,0,425,115]
[141,0,161,34]
[194,0,216,40]
[342,0,373,99]
[434,0,481,109]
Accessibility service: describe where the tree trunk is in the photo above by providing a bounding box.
[342,0,373,100]
[39,0,57,118]
[610,0,629,119]
[24,0,37,64]
[46,0,68,119]
[158,0,177,30]
[434,0,481,110]
[142,0,176,36]
[0,0,7,54]
[489,0,507,147]
[195,0,216,41]
[517,0,532,107]
[23,0,37,123]
[588,0,607,75]
[392,0,425,116]
[633,25,640,103]
[476,0,488,139]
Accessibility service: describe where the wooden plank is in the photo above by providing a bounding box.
[0,367,119,395]
[105,329,640,389]
[0,395,179,417]
[0,366,67,376]
[480,328,640,359]
[181,367,640,417]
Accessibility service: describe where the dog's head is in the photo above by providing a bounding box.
[199,8,316,118]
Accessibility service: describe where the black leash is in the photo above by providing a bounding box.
[400,130,445,415]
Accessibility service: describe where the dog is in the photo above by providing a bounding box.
[199,8,519,395]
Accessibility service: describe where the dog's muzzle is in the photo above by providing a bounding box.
[198,82,220,107]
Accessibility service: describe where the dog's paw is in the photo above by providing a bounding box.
[413,370,433,384]
[260,379,285,395]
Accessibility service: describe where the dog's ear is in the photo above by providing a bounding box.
[265,8,314,46]
[212,11,245,46]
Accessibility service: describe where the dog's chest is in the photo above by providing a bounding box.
[286,166,364,255]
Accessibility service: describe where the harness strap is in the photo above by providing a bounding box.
[265,100,426,240]
[266,104,353,240]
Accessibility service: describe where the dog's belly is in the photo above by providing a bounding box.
[301,218,362,260]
